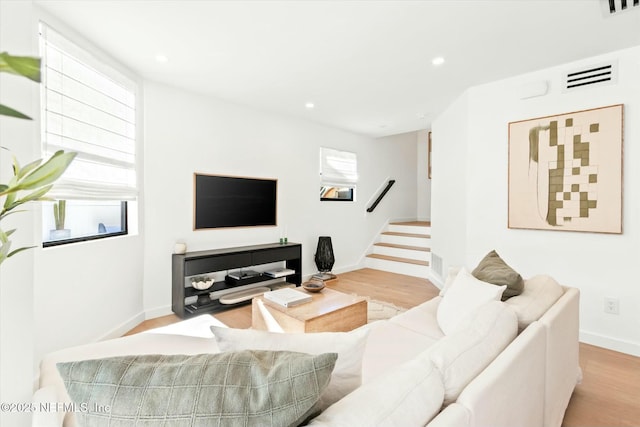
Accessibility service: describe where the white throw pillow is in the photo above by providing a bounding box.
[211,325,369,410]
[439,266,461,296]
[504,274,564,332]
[307,350,444,427]
[429,301,517,405]
[436,267,506,335]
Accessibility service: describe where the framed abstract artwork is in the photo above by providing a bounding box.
[508,104,623,234]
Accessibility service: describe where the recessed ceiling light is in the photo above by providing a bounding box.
[432,56,445,66]
[155,54,169,63]
[305,102,315,109]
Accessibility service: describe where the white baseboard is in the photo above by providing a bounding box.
[98,311,145,341]
[145,305,173,320]
[580,330,640,357]
[98,306,175,341]
[427,271,444,290]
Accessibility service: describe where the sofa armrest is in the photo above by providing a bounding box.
[32,386,63,427]
[427,403,470,427]
[455,322,546,427]
[539,287,580,427]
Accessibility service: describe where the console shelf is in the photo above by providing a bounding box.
[172,242,302,318]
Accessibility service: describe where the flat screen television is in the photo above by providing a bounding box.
[194,173,277,229]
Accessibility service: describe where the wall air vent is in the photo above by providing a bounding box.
[601,0,640,16]
[563,62,618,92]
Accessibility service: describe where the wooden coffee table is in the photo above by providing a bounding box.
[251,287,367,333]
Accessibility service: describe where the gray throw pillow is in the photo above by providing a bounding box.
[472,250,524,300]
[57,350,337,427]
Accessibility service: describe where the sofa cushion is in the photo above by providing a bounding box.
[504,274,564,332]
[211,325,369,410]
[389,296,444,340]
[472,250,524,300]
[307,350,444,427]
[436,268,506,335]
[57,350,337,427]
[429,301,518,406]
[360,320,439,383]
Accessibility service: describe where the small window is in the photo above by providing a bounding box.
[43,201,127,247]
[319,147,357,202]
[320,187,354,201]
[39,23,137,246]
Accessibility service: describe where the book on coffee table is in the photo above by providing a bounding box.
[263,288,312,308]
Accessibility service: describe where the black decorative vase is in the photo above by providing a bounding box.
[314,236,336,279]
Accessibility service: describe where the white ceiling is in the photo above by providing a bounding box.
[34,0,640,138]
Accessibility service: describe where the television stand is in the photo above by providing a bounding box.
[172,242,302,318]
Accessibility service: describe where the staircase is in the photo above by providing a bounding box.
[364,221,431,278]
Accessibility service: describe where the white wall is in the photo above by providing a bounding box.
[34,234,145,357]
[143,81,418,316]
[0,3,39,426]
[432,46,640,355]
[430,92,470,279]
[416,129,431,221]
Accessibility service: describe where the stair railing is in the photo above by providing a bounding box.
[366,179,396,212]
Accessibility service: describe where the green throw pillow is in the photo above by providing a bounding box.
[57,350,337,427]
[472,250,524,300]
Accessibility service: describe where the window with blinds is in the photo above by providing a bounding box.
[39,22,137,246]
[319,147,358,201]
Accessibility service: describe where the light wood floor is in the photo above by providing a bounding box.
[126,268,640,426]
[563,343,640,427]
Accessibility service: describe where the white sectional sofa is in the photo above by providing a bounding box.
[33,272,580,427]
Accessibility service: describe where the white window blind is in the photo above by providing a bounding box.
[40,23,137,201]
[319,147,358,187]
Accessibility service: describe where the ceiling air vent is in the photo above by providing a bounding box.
[563,62,618,92]
[601,0,640,16]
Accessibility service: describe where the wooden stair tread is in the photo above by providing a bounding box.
[382,231,431,239]
[366,253,430,266]
[390,221,431,227]
[374,242,431,252]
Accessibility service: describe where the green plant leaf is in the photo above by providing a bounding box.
[12,154,20,175]
[0,239,10,259]
[0,176,19,198]
[19,185,53,204]
[0,103,32,120]
[0,184,53,218]
[16,150,76,191]
[0,53,41,82]
[8,245,34,258]
[0,185,17,197]
[0,209,27,221]
[3,190,16,210]
[2,185,53,215]
[0,185,8,193]
[17,158,43,180]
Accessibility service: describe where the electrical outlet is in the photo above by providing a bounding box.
[604,297,620,315]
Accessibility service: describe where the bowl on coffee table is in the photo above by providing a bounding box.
[302,280,325,293]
